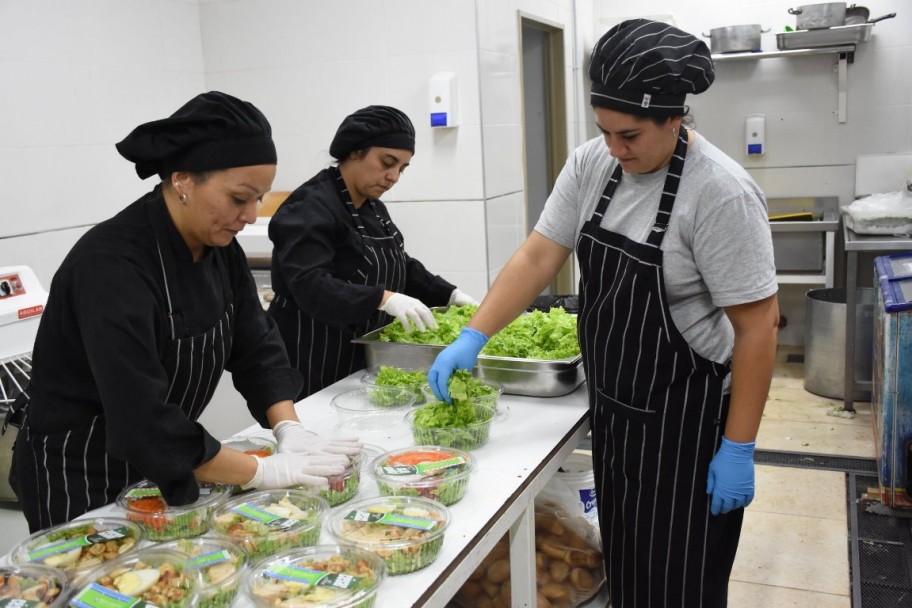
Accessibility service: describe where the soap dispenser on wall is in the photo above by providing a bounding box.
[429,72,458,128]
[746,114,765,156]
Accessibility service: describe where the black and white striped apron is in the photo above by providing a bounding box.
[577,130,742,608]
[269,172,407,399]
[13,218,233,531]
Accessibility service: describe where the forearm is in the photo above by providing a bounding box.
[265,400,298,427]
[195,447,257,485]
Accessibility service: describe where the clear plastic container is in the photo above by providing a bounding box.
[407,402,495,451]
[420,378,503,411]
[61,547,199,608]
[11,517,143,581]
[327,495,450,575]
[221,434,277,458]
[361,366,429,405]
[244,545,386,608]
[330,387,417,433]
[157,538,247,608]
[296,444,382,507]
[370,446,474,506]
[209,489,328,561]
[116,479,232,541]
[0,563,69,606]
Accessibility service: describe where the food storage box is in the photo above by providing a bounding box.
[327,496,450,575]
[408,401,495,451]
[158,538,248,608]
[116,480,231,541]
[61,548,199,608]
[296,444,380,507]
[209,489,328,561]
[361,366,430,405]
[0,564,69,606]
[11,517,143,581]
[221,434,277,458]
[331,386,417,433]
[370,446,474,506]
[244,545,386,608]
[420,378,503,411]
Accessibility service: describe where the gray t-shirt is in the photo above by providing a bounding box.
[535,132,777,364]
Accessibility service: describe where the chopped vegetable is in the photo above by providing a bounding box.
[162,539,246,608]
[374,448,473,506]
[0,567,65,607]
[75,556,195,608]
[18,519,141,574]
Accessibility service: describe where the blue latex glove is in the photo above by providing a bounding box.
[706,436,756,516]
[427,327,489,402]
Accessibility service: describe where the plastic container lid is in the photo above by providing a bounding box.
[327,495,450,575]
[220,434,277,458]
[370,445,475,506]
[361,366,430,405]
[245,545,387,608]
[0,563,69,606]
[61,547,200,608]
[209,489,328,562]
[419,378,503,410]
[407,401,496,451]
[296,443,383,507]
[116,479,232,541]
[157,537,248,608]
[330,387,417,433]
[11,516,144,581]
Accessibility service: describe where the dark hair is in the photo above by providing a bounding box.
[332,148,369,167]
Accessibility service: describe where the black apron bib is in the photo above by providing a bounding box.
[577,131,742,608]
[270,170,408,399]
[13,203,233,531]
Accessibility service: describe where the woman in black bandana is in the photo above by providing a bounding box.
[429,20,780,608]
[267,105,477,400]
[10,91,361,532]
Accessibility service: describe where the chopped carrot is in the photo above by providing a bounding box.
[386,450,455,467]
[128,496,166,513]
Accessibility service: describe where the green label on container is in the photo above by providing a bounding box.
[0,599,43,608]
[231,503,302,530]
[343,509,438,531]
[189,549,232,569]
[266,564,363,590]
[70,583,155,608]
[381,456,466,477]
[27,527,131,561]
[125,487,162,499]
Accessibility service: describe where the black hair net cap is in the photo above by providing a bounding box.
[589,19,715,118]
[329,105,415,160]
[116,91,277,180]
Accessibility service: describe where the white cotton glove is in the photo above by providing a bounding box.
[273,421,363,456]
[240,453,348,491]
[448,288,479,307]
[379,293,438,333]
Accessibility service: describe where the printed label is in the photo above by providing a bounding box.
[125,487,162,499]
[17,305,43,319]
[381,456,465,478]
[231,503,302,530]
[27,527,131,561]
[578,488,597,514]
[189,549,232,569]
[344,509,437,531]
[266,564,362,590]
[70,582,154,608]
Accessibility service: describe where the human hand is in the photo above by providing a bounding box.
[241,453,348,490]
[448,288,479,307]
[379,293,438,333]
[273,421,363,456]
[706,436,756,515]
[427,327,489,403]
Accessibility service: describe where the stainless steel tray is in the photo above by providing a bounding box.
[352,325,585,398]
[776,23,871,50]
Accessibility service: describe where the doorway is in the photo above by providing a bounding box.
[520,16,573,295]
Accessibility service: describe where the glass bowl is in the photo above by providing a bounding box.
[369,445,474,506]
[330,387,417,433]
[327,495,450,575]
[11,516,143,581]
[208,489,328,561]
[361,366,430,405]
[116,480,231,541]
[244,545,386,608]
[61,547,199,608]
[407,401,496,451]
[157,537,248,608]
[0,564,69,606]
[420,378,503,411]
[221,434,277,458]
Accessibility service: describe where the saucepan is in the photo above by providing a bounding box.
[844,6,897,25]
[788,2,847,29]
[702,24,770,54]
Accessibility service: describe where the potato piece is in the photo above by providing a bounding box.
[481,579,500,598]
[549,560,570,583]
[469,566,485,581]
[570,567,596,590]
[536,592,552,608]
[487,558,511,584]
[535,552,548,569]
[461,580,482,599]
[540,583,570,601]
[488,540,509,561]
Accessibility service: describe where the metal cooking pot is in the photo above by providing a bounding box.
[844,4,870,24]
[847,10,897,25]
[788,2,847,29]
[702,24,769,54]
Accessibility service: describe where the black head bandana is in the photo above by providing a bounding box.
[329,105,416,160]
[589,19,715,117]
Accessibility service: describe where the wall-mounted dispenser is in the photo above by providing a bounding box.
[429,72,458,128]
[746,114,765,156]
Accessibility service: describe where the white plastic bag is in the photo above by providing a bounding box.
[842,191,912,235]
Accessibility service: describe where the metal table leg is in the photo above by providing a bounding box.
[510,504,537,606]
[844,251,857,412]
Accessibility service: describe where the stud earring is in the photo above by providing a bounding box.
[179,193,188,204]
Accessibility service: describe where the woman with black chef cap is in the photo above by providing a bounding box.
[268,105,477,399]
[9,91,361,532]
[428,20,779,608]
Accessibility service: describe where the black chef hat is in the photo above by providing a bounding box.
[329,105,415,161]
[116,91,277,180]
[589,19,715,118]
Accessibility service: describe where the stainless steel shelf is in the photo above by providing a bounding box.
[770,208,839,287]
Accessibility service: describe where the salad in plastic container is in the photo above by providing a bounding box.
[209,489,328,561]
[331,387,416,433]
[245,545,386,608]
[116,480,231,541]
[157,538,247,608]
[328,496,450,575]
[221,434,277,458]
[408,401,495,451]
[61,548,199,608]
[420,370,503,411]
[297,444,381,507]
[369,446,474,506]
[0,564,69,607]
[362,366,429,405]
[11,517,143,581]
